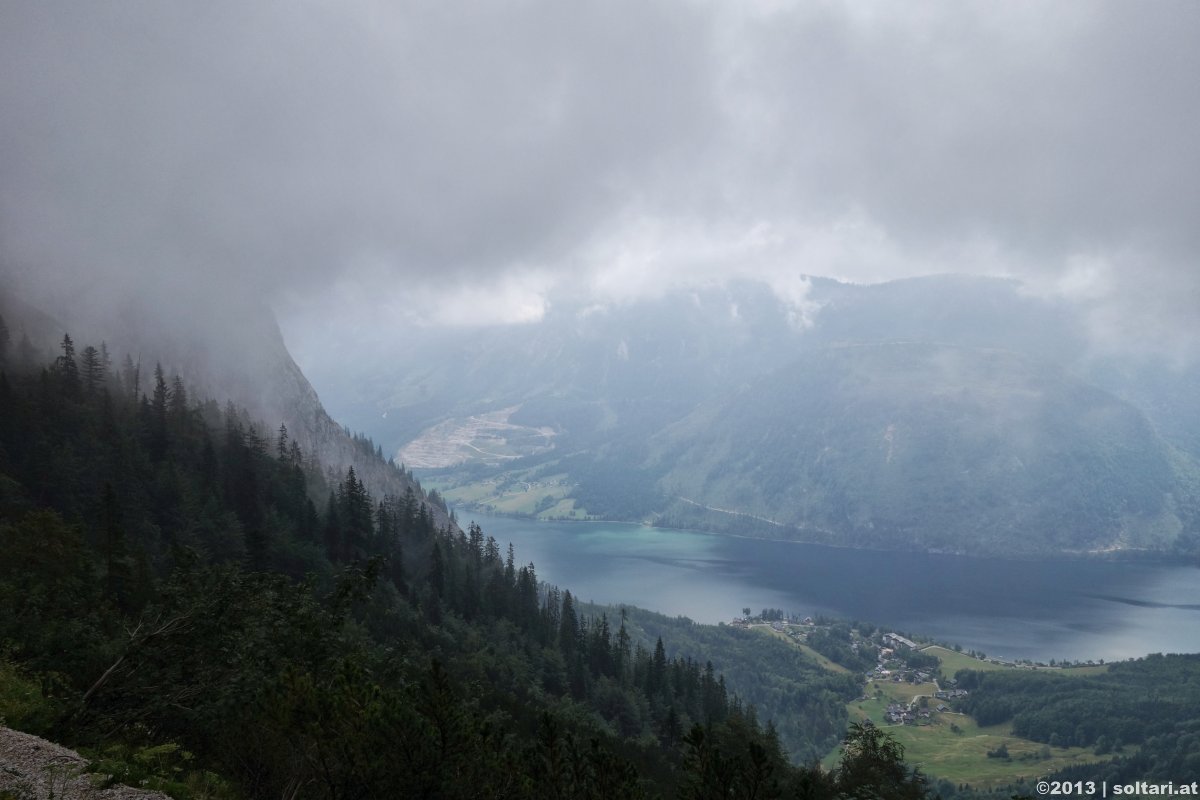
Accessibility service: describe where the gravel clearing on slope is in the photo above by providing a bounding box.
[0,727,169,800]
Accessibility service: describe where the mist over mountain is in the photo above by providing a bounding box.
[4,0,1197,560]
[5,3,1200,795]
[0,280,452,527]
[316,275,1200,556]
[654,342,1197,555]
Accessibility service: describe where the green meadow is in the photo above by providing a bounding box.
[923,645,1111,680]
[430,471,592,519]
[838,692,1113,786]
[813,645,1117,787]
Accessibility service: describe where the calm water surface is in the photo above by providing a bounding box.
[464,511,1200,663]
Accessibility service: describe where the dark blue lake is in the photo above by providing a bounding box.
[463,511,1200,663]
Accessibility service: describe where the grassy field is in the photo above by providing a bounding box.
[868,678,938,704]
[430,472,592,519]
[923,646,1111,680]
[922,646,1012,676]
[808,645,1117,786]
[834,693,1114,786]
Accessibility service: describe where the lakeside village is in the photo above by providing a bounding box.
[730,610,1107,727]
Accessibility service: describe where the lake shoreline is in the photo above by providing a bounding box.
[460,508,1200,664]
[454,503,1194,568]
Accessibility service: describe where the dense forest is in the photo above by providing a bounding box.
[610,608,862,762]
[0,324,936,798]
[958,654,1200,783]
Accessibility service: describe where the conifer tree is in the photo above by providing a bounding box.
[57,333,80,396]
[467,521,484,565]
[559,590,579,655]
[80,345,104,394]
[199,434,219,496]
[483,535,500,566]
[388,540,407,596]
[615,609,632,681]
[649,637,668,695]
[148,363,170,460]
[589,613,612,676]
[121,354,140,401]
[288,439,304,469]
[484,561,508,618]
[516,563,539,632]
[323,492,342,562]
[169,375,188,417]
[338,467,373,560]
[0,312,9,366]
[429,541,446,600]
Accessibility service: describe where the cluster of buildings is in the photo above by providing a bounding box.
[881,632,917,650]
[868,662,938,684]
[883,703,934,725]
[873,634,972,726]
[731,618,977,727]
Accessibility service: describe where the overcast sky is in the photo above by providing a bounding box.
[2,1,1197,358]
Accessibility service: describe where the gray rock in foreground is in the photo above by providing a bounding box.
[0,727,169,800]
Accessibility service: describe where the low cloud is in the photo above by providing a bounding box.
[1,1,1196,358]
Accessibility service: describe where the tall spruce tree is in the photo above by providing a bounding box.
[57,333,80,396]
[559,590,579,655]
[276,423,289,461]
[649,637,668,696]
[323,491,342,562]
[80,345,104,394]
[121,354,140,401]
[148,363,169,460]
[0,312,9,366]
[338,467,373,561]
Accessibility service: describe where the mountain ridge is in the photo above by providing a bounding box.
[650,341,1199,555]
[359,276,1199,556]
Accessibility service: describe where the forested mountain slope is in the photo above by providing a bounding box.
[0,285,448,524]
[652,342,1200,554]
[0,325,935,798]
